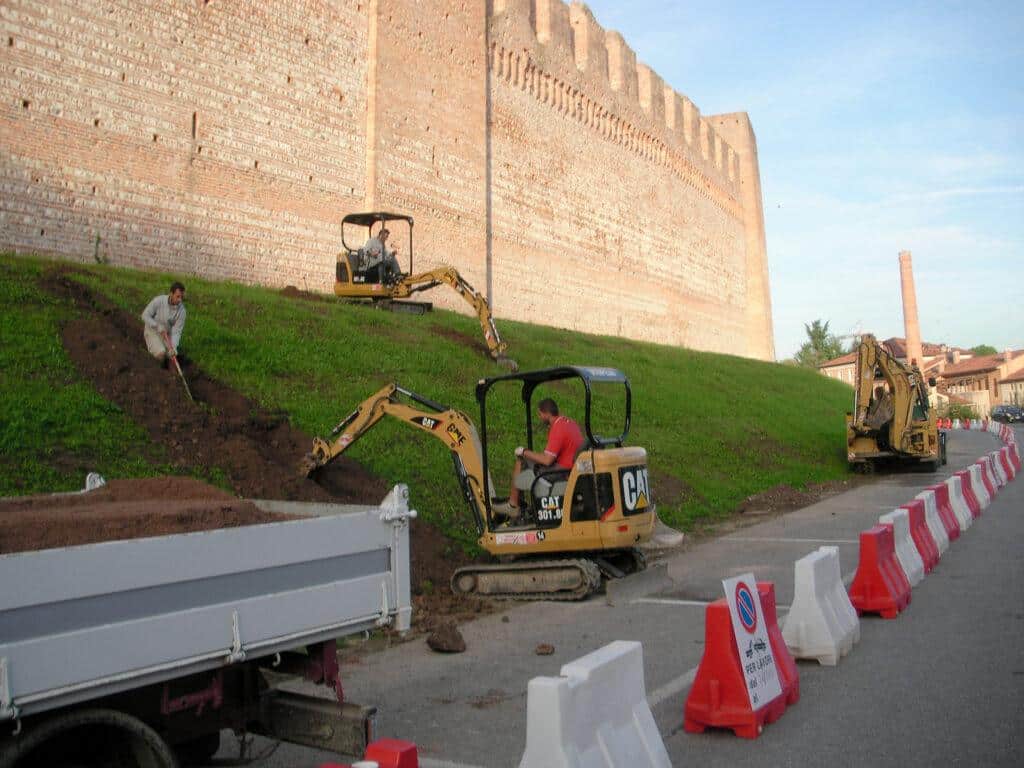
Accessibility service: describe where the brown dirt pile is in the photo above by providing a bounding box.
[43,270,387,503]
[0,477,291,554]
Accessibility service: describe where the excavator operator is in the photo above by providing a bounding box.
[494,398,583,522]
[362,227,402,283]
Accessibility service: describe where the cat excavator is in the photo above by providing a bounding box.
[846,334,944,471]
[302,366,655,600]
[334,211,515,370]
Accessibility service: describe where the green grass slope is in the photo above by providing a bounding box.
[0,254,855,545]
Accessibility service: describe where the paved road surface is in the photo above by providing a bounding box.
[215,426,1023,767]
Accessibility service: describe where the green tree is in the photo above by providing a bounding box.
[970,344,997,356]
[795,319,845,369]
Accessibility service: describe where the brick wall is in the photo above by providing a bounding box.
[0,0,774,359]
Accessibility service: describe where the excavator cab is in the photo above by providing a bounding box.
[474,366,655,562]
[336,211,414,292]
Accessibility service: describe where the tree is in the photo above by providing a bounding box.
[794,319,845,369]
[970,344,997,356]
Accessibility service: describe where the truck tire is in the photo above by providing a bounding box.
[0,708,178,768]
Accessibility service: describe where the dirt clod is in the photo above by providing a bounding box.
[534,643,555,656]
[0,477,292,554]
[426,621,466,653]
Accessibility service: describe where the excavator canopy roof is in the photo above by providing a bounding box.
[475,366,631,450]
[341,211,414,228]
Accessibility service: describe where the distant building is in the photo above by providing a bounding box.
[998,369,1024,407]
[940,350,1024,415]
[818,351,857,385]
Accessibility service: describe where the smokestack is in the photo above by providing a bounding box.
[898,250,923,368]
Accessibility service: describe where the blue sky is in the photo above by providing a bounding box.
[584,1,1024,359]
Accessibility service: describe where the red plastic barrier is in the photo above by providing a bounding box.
[848,525,911,619]
[757,582,799,706]
[927,484,961,542]
[320,740,419,768]
[364,739,420,768]
[900,500,940,571]
[977,459,998,498]
[999,448,1016,480]
[954,470,982,518]
[1011,444,1022,472]
[684,598,791,738]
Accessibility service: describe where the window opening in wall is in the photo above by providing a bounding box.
[22,99,29,109]
[254,160,259,170]
[93,118,100,127]
[191,111,198,141]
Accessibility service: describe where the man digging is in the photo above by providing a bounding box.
[142,281,187,366]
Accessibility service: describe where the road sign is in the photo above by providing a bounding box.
[723,573,782,709]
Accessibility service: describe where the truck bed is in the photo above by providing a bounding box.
[0,485,414,722]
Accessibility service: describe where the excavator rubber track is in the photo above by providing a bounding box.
[450,558,604,601]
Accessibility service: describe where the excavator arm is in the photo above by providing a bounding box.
[392,267,514,368]
[302,383,493,534]
[851,335,928,453]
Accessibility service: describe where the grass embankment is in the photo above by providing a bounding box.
[0,254,855,545]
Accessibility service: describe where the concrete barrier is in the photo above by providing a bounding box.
[878,509,925,587]
[944,475,973,532]
[915,490,950,556]
[519,641,670,768]
[969,464,992,509]
[781,548,860,666]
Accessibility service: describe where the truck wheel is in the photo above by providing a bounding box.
[0,708,178,768]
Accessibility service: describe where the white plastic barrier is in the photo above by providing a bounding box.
[944,475,973,532]
[952,419,961,429]
[915,490,949,556]
[989,452,1008,486]
[878,509,925,587]
[781,548,860,666]
[1000,448,1017,480]
[970,464,992,509]
[519,641,670,768]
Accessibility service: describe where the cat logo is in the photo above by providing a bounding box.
[540,495,562,511]
[446,424,466,446]
[412,416,441,430]
[620,466,650,513]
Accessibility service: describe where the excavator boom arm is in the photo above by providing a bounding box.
[394,267,510,362]
[852,335,928,451]
[305,383,492,532]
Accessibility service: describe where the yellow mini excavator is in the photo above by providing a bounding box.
[334,211,515,369]
[303,366,655,600]
[846,334,945,472]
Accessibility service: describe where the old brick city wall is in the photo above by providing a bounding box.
[1,0,774,359]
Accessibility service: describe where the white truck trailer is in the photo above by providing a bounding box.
[0,485,415,767]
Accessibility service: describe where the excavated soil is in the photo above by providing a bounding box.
[0,477,291,554]
[27,268,483,628]
[280,285,329,303]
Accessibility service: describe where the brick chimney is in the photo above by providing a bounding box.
[898,251,923,367]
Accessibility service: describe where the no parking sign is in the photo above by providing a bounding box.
[723,573,782,709]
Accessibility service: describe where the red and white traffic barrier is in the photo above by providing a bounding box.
[782,548,860,666]
[944,475,973,531]
[901,500,940,571]
[878,509,925,587]
[849,525,911,619]
[914,490,950,555]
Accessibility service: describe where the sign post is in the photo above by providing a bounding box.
[722,572,781,710]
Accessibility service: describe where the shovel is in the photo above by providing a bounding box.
[163,333,193,401]
[170,353,194,401]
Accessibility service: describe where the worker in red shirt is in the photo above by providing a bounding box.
[495,398,584,522]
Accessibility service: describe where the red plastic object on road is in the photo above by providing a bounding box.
[848,525,911,619]
[364,739,419,768]
[927,484,961,542]
[900,500,940,572]
[1010,444,1022,472]
[757,582,800,706]
[684,598,791,739]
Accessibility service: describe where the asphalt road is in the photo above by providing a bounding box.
[216,425,1023,768]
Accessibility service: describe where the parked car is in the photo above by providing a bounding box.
[991,404,1024,423]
